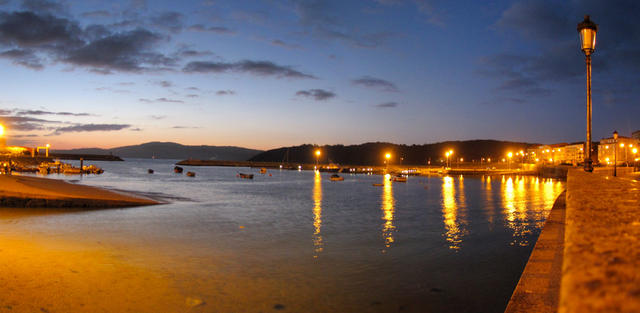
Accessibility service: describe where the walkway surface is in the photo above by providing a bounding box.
[560,169,640,313]
[0,174,159,208]
[506,169,640,313]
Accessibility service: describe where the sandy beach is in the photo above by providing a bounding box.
[0,174,159,208]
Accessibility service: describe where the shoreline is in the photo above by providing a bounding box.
[0,174,160,208]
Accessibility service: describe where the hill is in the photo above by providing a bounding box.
[54,142,262,161]
[249,140,537,166]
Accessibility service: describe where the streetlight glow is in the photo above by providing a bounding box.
[0,124,4,136]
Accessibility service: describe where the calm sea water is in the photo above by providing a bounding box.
[1,159,564,312]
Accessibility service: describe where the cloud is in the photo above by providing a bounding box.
[0,10,175,73]
[293,0,393,48]
[187,24,235,35]
[186,94,198,98]
[172,125,201,129]
[183,60,316,79]
[216,89,235,95]
[151,11,184,33]
[271,39,301,49]
[81,10,111,18]
[150,115,166,120]
[52,123,131,134]
[21,0,66,15]
[151,80,173,88]
[16,109,92,116]
[352,76,399,92]
[63,29,175,73]
[374,101,398,108]
[295,89,335,101]
[139,97,184,103]
[484,0,640,101]
[0,115,56,131]
[178,49,214,58]
[0,48,43,69]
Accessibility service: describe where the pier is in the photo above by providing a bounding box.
[506,168,640,312]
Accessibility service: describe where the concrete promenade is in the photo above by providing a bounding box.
[506,168,640,312]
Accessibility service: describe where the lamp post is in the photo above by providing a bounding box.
[613,130,618,177]
[315,149,321,170]
[385,153,391,172]
[632,148,638,172]
[578,15,598,172]
[507,152,513,170]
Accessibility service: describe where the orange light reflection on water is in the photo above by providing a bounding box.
[442,176,467,250]
[381,174,395,250]
[312,170,323,256]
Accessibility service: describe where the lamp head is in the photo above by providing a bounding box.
[577,15,598,55]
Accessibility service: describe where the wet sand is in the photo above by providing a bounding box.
[0,175,159,208]
[0,234,190,313]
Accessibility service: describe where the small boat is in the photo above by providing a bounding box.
[392,174,407,182]
[174,166,183,173]
[260,168,267,174]
[148,169,154,174]
[330,174,344,181]
[238,173,254,179]
[372,183,384,187]
[186,171,196,177]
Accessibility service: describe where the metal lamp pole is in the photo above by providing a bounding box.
[613,130,618,176]
[578,15,598,172]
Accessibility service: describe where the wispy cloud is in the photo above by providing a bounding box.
[52,123,131,134]
[139,97,184,103]
[183,60,315,79]
[295,89,336,101]
[375,101,398,108]
[352,76,399,92]
[216,89,235,95]
[16,110,92,116]
[188,24,235,35]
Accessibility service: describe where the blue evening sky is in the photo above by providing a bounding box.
[0,0,638,149]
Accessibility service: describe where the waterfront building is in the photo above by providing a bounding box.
[632,130,640,141]
[526,142,598,165]
[598,135,639,166]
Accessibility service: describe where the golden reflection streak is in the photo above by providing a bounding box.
[312,170,323,256]
[501,176,563,246]
[483,175,495,227]
[442,176,464,250]
[381,173,395,249]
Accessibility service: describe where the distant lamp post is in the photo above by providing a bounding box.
[613,130,618,176]
[633,147,638,171]
[507,152,513,170]
[385,153,391,172]
[578,15,598,172]
[0,124,4,137]
[315,149,321,169]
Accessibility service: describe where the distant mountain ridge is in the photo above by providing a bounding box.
[249,140,538,166]
[54,142,262,161]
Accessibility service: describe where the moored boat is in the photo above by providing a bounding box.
[186,171,196,177]
[392,174,407,182]
[238,173,254,179]
[330,174,344,181]
[174,166,183,173]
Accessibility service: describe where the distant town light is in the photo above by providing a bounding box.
[0,124,4,136]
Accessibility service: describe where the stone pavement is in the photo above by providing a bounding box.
[560,169,640,313]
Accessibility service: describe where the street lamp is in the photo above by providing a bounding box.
[315,149,321,169]
[578,15,598,172]
[613,130,618,177]
[385,153,391,172]
[507,152,513,170]
[633,147,638,171]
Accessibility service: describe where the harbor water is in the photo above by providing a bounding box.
[0,159,565,312]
